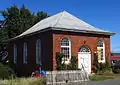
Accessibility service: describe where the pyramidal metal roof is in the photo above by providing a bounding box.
[15,11,114,39]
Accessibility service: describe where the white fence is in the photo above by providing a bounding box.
[46,70,89,85]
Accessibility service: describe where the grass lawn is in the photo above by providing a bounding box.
[90,73,120,81]
[0,77,46,85]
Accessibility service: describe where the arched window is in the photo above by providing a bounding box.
[13,44,17,64]
[97,40,103,47]
[97,40,105,63]
[23,42,28,64]
[36,39,41,64]
[61,37,71,62]
[79,46,90,52]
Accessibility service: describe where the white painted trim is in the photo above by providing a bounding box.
[97,40,105,63]
[66,39,71,64]
[60,37,71,64]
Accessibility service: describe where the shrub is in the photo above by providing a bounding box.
[93,53,99,73]
[105,57,111,70]
[56,52,78,70]
[112,68,120,73]
[93,53,111,74]
[56,52,64,70]
[67,56,78,70]
[0,63,16,79]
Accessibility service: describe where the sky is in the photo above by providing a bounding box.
[0,0,120,52]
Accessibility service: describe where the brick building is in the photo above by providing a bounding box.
[8,11,114,76]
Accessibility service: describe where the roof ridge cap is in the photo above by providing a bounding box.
[53,11,65,27]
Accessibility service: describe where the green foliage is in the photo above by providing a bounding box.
[112,68,120,74]
[56,52,64,70]
[0,4,49,65]
[29,77,46,85]
[35,11,49,23]
[93,53,111,74]
[89,75,114,81]
[67,56,78,70]
[0,63,16,79]
[56,52,78,70]
[99,63,105,71]
[111,53,115,56]
[105,58,111,70]
[0,4,49,42]
[93,53,99,73]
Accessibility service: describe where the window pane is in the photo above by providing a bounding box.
[97,40,105,62]
[23,43,27,64]
[61,37,71,62]
[36,39,41,64]
[61,38,69,46]
[97,40,103,47]
[79,46,90,52]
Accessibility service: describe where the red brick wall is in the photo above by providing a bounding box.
[52,31,111,71]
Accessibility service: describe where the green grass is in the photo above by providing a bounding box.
[89,75,114,81]
[0,77,46,85]
[90,73,120,81]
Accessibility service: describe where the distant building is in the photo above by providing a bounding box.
[111,53,120,68]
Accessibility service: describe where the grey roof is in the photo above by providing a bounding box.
[14,11,114,39]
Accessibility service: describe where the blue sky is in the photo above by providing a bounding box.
[0,0,120,52]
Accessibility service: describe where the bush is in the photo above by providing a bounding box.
[93,53,99,73]
[0,63,16,79]
[112,68,120,73]
[93,53,111,74]
[67,56,78,70]
[56,52,64,70]
[105,57,111,70]
[56,52,78,70]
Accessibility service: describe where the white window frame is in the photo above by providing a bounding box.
[97,40,105,63]
[79,46,90,53]
[60,37,71,64]
[36,39,41,64]
[13,44,17,64]
[23,42,28,64]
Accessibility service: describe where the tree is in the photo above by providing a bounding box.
[111,52,115,56]
[0,4,49,41]
[0,4,49,63]
[0,20,4,29]
[35,11,49,23]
